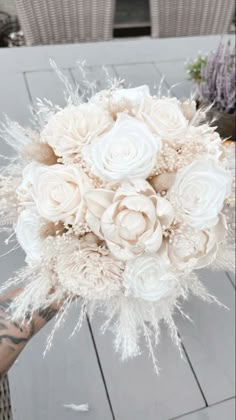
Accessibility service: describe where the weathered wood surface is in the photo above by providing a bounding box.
[175,398,235,420]
[0,35,235,420]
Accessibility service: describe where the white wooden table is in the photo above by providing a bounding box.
[0,35,235,420]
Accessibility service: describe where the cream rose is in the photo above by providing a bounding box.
[83,114,161,181]
[42,103,113,160]
[91,85,150,107]
[137,97,189,140]
[85,179,174,260]
[15,207,45,263]
[110,85,151,104]
[122,251,178,301]
[17,162,37,205]
[166,215,227,271]
[20,162,91,224]
[168,159,232,230]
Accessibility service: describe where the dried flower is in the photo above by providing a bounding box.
[194,42,236,113]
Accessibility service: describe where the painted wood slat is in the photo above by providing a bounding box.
[25,69,73,107]
[114,63,163,93]
[175,398,235,420]
[6,70,114,420]
[0,73,31,125]
[177,269,235,405]
[227,271,235,287]
[0,73,30,279]
[0,35,234,74]
[90,319,205,420]
[9,304,113,420]
[70,65,116,92]
[88,60,205,419]
[0,73,32,159]
[155,61,193,99]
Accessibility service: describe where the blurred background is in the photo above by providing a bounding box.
[0,0,235,47]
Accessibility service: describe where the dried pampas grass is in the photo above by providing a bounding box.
[22,143,58,165]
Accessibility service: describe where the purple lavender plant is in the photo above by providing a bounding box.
[199,42,236,114]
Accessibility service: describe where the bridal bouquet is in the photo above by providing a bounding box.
[0,75,235,371]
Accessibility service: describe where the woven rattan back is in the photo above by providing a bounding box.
[150,0,235,38]
[16,0,115,45]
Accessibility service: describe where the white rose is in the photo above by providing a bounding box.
[15,207,45,263]
[168,159,232,230]
[20,162,91,224]
[110,85,151,104]
[17,162,36,205]
[91,85,150,107]
[137,97,189,140]
[42,104,113,160]
[122,251,178,301]
[85,179,174,260]
[166,215,227,271]
[83,114,161,181]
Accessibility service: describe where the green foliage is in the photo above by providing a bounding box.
[186,55,208,83]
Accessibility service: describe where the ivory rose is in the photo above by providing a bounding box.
[166,215,227,271]
[137,97,189,140]
[83,114,161,181]
[109,85,151,104]
[85,179,175,260]
[42,103,113,160]
[15,207,45,263]
[20,162,91,225]
[122,251,178,301]
[91,85,150,108]
[168,159,232,230]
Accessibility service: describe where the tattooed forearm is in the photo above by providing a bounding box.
[0,289,61,376]
[37,307,58,323]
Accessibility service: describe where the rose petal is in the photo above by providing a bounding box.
[84,189,114,219]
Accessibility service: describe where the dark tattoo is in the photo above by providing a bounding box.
[0,334,29,346]
[0,293,59,375]
[37,307,58,323]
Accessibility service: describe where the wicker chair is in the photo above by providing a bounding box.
[0,375,12,420]
[150,0,235,38]
[15,0,115,45]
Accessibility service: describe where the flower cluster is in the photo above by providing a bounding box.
[1,81,234,370]
[187,42,236,114]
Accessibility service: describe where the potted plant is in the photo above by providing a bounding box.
[187,42,236,141]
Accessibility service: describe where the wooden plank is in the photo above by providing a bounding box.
[0,35,234,74]
[0,237,25,287]
[70,65,116,93]
[155,61,193,99]
[0,73,31,125]
[175,398,235,420]
[226,271,235,287]
[177,269,235,405]
[6,69,114,419]
[90,319,205,420]
[0,73,32,159]
[0,73,30,278]
[9,303,113,420]
[25,69,73,107]
[114,63,163,93]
